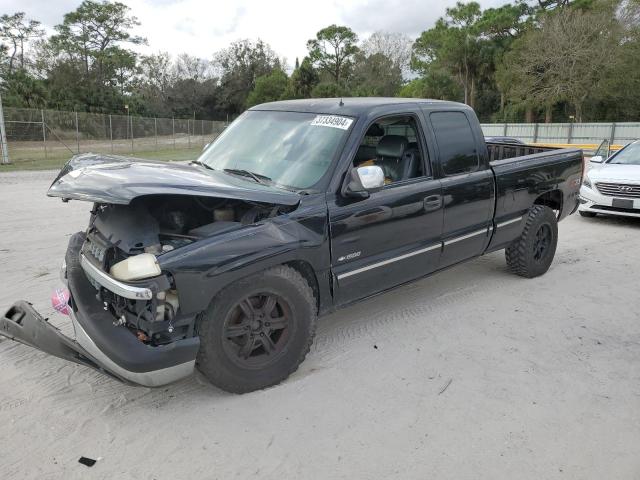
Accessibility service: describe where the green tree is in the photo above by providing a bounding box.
[51,1,144,81]
[0,69,48,107]
[398,71,462,100]
[44,0,145,112]
[215,39,280,115]
[307,25,358,84]
[0,12,45,73]
[166,54,217,119]
[288,57,319,98]
[311,82,348,98]
[413,2,484,107]
[350,52,403,97]
[497,3,620,121]
[361,31,413,78]
[246,69,289,106]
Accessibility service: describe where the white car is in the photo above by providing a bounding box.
[579,140,640,218]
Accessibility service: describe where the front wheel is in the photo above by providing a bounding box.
[196,265,317,393]
[505,205,558,278]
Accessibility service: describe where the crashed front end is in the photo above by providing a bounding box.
[1,206,203,387]
[1,155,299,386]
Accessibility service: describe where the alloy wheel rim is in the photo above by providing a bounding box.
[222,293,291,368]
[533,224,552,261]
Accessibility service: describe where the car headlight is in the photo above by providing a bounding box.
[582,175,592,188]
[110,253,161,281]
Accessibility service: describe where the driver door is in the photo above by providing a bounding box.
[328,111,443,305]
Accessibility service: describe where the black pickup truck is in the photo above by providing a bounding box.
[1,98,584,393]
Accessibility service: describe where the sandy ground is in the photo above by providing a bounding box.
[0,170,639,480]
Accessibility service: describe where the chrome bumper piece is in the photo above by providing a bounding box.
[80,253,153,300]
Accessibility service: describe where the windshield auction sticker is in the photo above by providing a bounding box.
[310,115,353,130]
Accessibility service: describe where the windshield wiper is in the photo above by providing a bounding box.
[191,160,214,170]
[223,168,271,184]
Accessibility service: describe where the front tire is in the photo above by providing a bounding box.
[505,205,558,278]
[196,265,317,393]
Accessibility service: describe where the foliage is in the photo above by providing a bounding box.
[214,39,281,114]
[246,69,289,107]
[287,57,319,98]
[497,1,624,121]
[2,2,640,123]
[310,82,348,98]
[307,25,359,84]
[349,52,403,97]
[0,12,45,73]
[360,31,413,77]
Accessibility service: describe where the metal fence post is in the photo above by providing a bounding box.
[130,115,134,153]
[109,114,114,153]
[188,119,191,149]
[75,110,80,153]
[172,117,175,149]
[610,122,616,144]
[0,91,9,164]
[41,109,47,159]
[154,117,158,150]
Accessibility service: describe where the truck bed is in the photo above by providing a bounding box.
[486,142,559,161]
[486,145,584,252]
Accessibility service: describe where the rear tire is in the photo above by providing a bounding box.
[579,210,597,218]
[505,205,558,278]
[196,265,317,393]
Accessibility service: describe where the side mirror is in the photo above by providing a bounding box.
[590,155,604,163]
[203,142,210,151]
[344,165,385,199]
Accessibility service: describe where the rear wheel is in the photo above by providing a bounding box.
[579,210,597,218]
[197,265,316,393]
[505,205,558,278]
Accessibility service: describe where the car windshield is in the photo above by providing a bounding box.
[608,141,640,165]
[198,110,353,189]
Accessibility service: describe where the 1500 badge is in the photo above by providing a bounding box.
[338,251,361,262]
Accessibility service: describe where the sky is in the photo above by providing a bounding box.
[3,0,505,66]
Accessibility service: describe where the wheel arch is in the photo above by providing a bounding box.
[284,260,321,314]
[534,189,563,217]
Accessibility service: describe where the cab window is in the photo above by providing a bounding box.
[430,111,479,176]
[352,115,427,184]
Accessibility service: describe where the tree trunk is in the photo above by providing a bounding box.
[470,77,476,109]
[463,63,469,105]
[525,108,534,123]
[545,104,552,123]
[575,103,582,123]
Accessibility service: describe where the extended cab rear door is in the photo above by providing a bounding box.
[426,110,495,267]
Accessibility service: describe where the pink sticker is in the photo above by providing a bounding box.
[51,288,71,316]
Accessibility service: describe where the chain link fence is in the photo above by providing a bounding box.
[1,107,228,169]
[2,107,640,169]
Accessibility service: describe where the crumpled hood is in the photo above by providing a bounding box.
[588,163,640,183]
[47,153,300,206]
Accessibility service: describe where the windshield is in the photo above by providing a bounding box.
[198,110,353,189]
[608,141,640,165]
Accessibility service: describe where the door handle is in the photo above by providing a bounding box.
[423,195,441,211]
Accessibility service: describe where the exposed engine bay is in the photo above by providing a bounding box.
[81,195,292,347]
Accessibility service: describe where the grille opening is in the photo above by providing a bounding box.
[595,182,640,198]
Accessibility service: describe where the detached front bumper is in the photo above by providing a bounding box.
[0,233,199,387]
